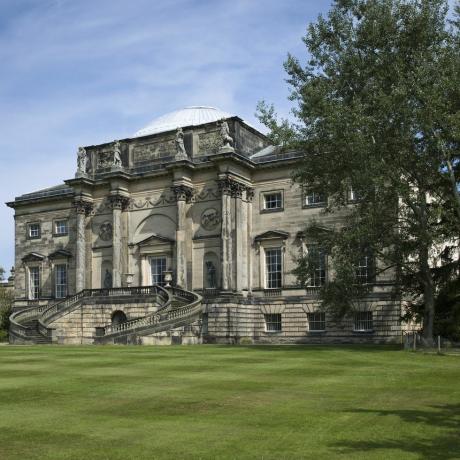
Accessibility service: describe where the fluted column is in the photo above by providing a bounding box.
[246,187,254,294]
[172,185,193,288]
[234,183,246,292]
[218,178,233,291]
[109,195,130,288]
[74,198,93,293]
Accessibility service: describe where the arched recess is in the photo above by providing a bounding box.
[203,251,219,289]
[111,310,127,325]
[111,310,128,344]
[101,260,113,289]
[132,213,176,286]
[133,213,176,243]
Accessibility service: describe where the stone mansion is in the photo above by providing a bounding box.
[7,106,400,345]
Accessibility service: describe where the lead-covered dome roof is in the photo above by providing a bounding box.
[133,106,234,137]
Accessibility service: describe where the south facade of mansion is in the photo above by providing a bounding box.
[7,106,400,345]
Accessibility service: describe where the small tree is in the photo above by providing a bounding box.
[257,0,460,344]
[0,267,13,342]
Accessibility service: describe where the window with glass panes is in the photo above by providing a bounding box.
[263,192,282,210]
[305,191,326,206]
[307,245,326,286]
[264,313,282,332]
[307,312,326,331]
[150,256,167,285]
[354,311,373,331]
[28,223,40,239]
[356,250,374,284]
[29,266,40,299]
[265,248,282,288]
[55,264,67,298]
[54,220,68,235]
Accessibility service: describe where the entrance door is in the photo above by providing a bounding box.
[150,256,167,285]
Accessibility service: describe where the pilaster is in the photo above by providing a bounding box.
[172,184,194,288]
[109,194,130,288]
[73,197,93,293]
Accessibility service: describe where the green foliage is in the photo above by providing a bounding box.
[0,276,13,340]
[258,0,460,340]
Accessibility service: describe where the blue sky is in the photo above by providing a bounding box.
[0,0,456,273]
[0,0,334,272]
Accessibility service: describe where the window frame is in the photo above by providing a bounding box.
[264,313,282,332]
[354,311,374,332]
[149,255,167,286]
[28,265,41,299]
[54,263,68,299]
[303,190,327,208]
[260,190,284,213]
[53,219,69,237]
[355,249,375,284]
[307,312,326,332]
[27,222,41,239]
[306,244,327,287]
[348,188,362,203]
[265,247,283,289]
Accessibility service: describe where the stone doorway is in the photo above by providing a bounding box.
[111,310,128,344]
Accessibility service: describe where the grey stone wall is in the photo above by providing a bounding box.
[49,300,157,344]
[204,297,401,345]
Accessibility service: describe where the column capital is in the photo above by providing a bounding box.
[109,194,130,211]
[172,184,194,202]
[245,186,255,202]
[73,198,93,215]
[217,177,247,198]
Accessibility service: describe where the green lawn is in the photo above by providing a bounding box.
[0,345,459,460]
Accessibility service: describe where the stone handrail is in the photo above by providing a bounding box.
[9,303,53,339]
[11,285,170,342]
[100,287,202,339]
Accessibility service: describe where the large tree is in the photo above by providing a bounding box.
[258,0,460,343]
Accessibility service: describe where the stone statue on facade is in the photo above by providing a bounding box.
[76,147,87,176]
[205,261,217,288]
[113,140,122,168]
[219,119,234,152]
[103,269,113,289]
[175,127,188,160]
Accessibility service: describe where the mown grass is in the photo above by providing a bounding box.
[0,345,459,460]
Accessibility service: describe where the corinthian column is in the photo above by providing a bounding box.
[109,194,130,288]
[234,182,246,292]
[172,185,193,288]
[218,178,233,291]
[74,198,93,293]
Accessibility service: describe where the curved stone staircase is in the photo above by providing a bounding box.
[9,286,203,345]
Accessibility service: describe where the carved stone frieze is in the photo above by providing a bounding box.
[197,131,221,155]
[194,187,220,202]
[132,139,175,163]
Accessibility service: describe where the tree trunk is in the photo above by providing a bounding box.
[419,192,435,346]
[421,266,435,346]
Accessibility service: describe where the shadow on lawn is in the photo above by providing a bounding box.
[333,404,460,460]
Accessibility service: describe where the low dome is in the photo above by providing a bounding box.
[133,106,234,137]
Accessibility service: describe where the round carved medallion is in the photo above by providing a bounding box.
[201,208,220,231]
[99,221,113,241]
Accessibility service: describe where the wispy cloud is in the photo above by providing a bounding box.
[0,0,332,270]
